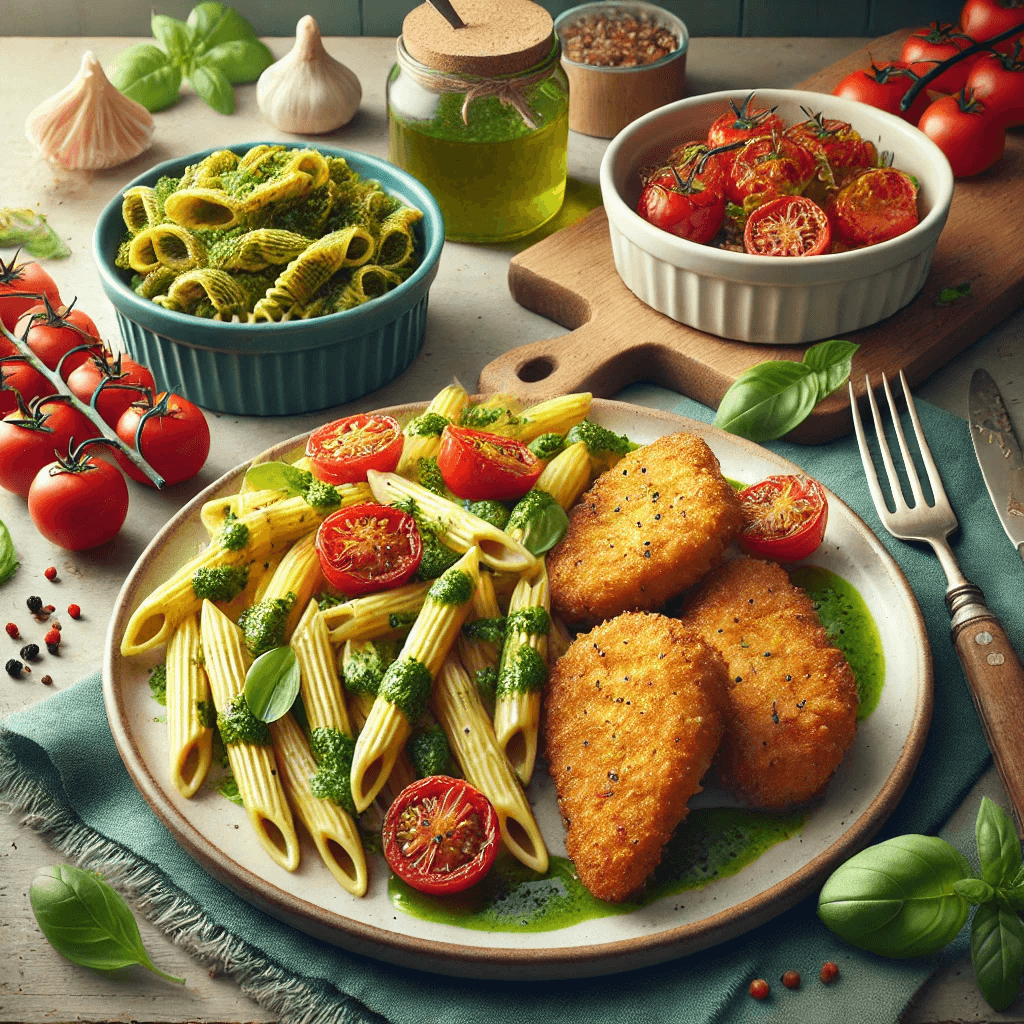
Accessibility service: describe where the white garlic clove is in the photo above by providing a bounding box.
[257,15,362,135]
[25,51,155,171]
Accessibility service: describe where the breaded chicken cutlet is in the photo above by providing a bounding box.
[682,556,859,810]
[546,432,743,626]
[542,612,728,902]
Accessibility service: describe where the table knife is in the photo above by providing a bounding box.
[969,368,1024,561]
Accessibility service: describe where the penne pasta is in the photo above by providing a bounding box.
[199,600,300,872]
[165,614,213,798]
[535,441,591,510]
[457,570,503,714]
[502,393,592,443]
[349,548,481,812]
[494,566,551,786]
[256,532,324,643]
[396,383,469,478]
[292,600,352,735]
[323,581,432,646]
[436,654,548,873]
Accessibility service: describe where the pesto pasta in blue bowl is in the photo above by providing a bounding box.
[93,142,444,416]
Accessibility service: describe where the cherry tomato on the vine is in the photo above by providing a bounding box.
[28,442,129,550]
[114,392,211,487]
[737,475,829,562]
[960,0,1024,55]
[0,256,61,334]
[916,89,1006,176]
[0,358,57,412]
[305,412,404,485]
[315,503,422,596]
[966,47,1024,126]
[66,351,156,427]
[16,299,103,379]
[901,22,979,94]
[744,196,832,256]
[707,94,785,174]
[437,425,542,501]
[828,167,919,247]
[832,61,933,124]
[726,134,817,211]
[382,776,500,895]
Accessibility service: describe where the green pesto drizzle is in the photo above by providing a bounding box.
[379,657,433,723]
[462,615,507,645]
[304,478,341,511]
[507,606,551,637]
[239,593,296,658]
[406,412,449,437]
[474,666,498,705]
[196,699,217,729]
[148,663,167,706]
[309,727,357,816]
[407,724,453,778]
[217,693,271,746]
[192,564,249,602]
[220,514,250,551]
[496,643,546,697]
[428,568,474,606]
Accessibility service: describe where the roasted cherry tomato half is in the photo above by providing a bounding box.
[305,412,403,485]
[315,503,422,596]
[744,196,832,257]
[437,425,542,502]
[707,93,785,174]
[737,474,829,562]
[828,167,919,247]
[382,776,500,895]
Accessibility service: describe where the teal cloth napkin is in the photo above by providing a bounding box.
[2,395,1021,1024]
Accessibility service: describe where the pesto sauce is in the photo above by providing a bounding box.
[304,478,341,511]
[429,568,474,606]
[496,643,547,697]
[379,657,434,723]
[789,565,885,720]
[196,699,217,729]
[192,564,249,602]
[148,663,168,706]
[220,515,250,551]
[507,607,551,637]
[217,693,271,746]
[407,412,449,438]
[463,616,507,645]
[309,727,357,816]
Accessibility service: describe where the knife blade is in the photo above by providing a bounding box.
[969,367,1024,558]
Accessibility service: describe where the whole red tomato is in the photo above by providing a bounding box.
[0,396,100,497]
[828,167,920,247]
[832,60,934,123]
[726,134,817,210]
[917,89,1006,176]
[706,93,785,173]
[28,444,129,550]
[961,0,1024,55]
[114,392,211,487]
[0,357,58,410]
[901,22,979,94]
[966,47,1024,125]
[637,154,727,244]
[67,351,156,427]
[16,299,103,379]
[784,113,878,175]
[0,257,61,334]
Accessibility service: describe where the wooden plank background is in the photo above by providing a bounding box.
[0,0,962,39]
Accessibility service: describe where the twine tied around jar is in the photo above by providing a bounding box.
[396,38,556,131]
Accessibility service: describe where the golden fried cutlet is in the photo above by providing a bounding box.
[546,432,743,627]
[542,612,728,902]
[682,556,859,810]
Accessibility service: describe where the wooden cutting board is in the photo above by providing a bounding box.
[477,30,1024,443]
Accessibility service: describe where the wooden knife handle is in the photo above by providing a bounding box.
[953,612,1024,838]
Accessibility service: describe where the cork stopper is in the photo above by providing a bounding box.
[403,0,554,76]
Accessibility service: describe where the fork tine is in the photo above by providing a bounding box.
[849,378,897,522]
[864,373,910,514]
[882,372,927,507]
[897,369,951,508]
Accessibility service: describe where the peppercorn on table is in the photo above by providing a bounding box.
[1,31,1023,1024]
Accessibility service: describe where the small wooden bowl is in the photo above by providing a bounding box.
[555,1,688,139]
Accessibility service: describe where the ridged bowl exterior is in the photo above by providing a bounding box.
[93,143,444,416]
[600,89,954,345]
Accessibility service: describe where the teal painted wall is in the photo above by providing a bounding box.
[0,0,962,37]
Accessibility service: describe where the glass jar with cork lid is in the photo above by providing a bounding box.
[387,0,569,243]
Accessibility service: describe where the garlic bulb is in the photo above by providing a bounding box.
[25,51,154,170]
[257,16,362,134]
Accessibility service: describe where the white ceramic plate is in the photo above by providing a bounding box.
[104,398,932,979]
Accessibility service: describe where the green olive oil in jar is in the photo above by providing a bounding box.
[387,0,569,243]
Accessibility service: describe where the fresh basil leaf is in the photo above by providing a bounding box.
[243,646,301,723]
[713,361,819,442]
[507,491,569,556]
[936,281,972,306]
[971,900,1024,1011]
[200,38,274,84]
[955,878,996,904]
[151,14,191,64]
[188,62,235,115]
[243,461,311,495]
[0,209,70,260]
[30,865,184,983]
[817,834,972,957]
[187,1,258,56]
[0,518,19,586]
[976,796,1023,889]
[109,44,183,112]
[802,339,860,397]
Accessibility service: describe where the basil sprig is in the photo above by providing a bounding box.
[110,2,272,115]
[0,518,19,586]
[30,864,185,983]
[713,339,859,442]
[243,645,301,723]
[819,797,1024,1011]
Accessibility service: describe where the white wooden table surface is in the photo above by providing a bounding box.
[0,32,1022,1024]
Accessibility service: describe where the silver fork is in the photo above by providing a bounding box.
[850,370,1024,837]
